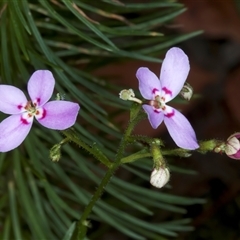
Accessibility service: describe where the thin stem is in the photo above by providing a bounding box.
[72,105,142,240]
[121,151,151,164]
[61,129,112,168]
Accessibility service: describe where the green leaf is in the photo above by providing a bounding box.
[14,150,48,239]
[0,8,12,83]
[62,222,76,240]
[63,0,118,50]
[8,181,22,240]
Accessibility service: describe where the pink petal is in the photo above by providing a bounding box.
[0,85,27,114]
[27,70,55,106]
[142,105,164,129]
[225,133,240,159]
[160,47,190,102]
[163,107,199,150]
[36,101,80,130]
[136,67,161,100]
[228,151,240,160]
[0,115,33,152]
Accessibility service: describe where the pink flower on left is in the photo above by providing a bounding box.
[0,70,80,152]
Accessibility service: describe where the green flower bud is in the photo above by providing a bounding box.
[50,144,61,162]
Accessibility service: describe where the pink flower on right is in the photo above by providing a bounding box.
[136,47,199,150]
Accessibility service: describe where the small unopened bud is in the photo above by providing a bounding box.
[199,139,222,153]
[119,89,135,100]
[56,93,65,100]
[225,133,240,159]
[179,82,193,101]
[150,167,170,188]
[50,144,62,162]
[119,89,142,104]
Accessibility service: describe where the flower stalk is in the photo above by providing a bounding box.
[61,129,112,168]
[71,103,143,240]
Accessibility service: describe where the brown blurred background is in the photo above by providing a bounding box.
[95,0,240,239]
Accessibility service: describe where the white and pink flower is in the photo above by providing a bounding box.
[136,47,198,150]
[0,70,80,152]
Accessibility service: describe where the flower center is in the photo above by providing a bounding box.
[149,95,166,110]
[20,100,46,125]
[24,100,42,117]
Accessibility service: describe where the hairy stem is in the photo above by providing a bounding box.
[71,104,142,240]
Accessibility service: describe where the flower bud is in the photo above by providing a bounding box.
[56,93,65,100]
[150,167,170,188]
[119,89,135,100]
[179,82,193,101]
[119,89,142,104]
[50,144,62,162]
[225,133,240,159]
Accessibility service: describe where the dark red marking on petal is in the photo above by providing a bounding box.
[17,105,22,110]
[154,109,161,114]
[162,87,172,96]
[165,110,174,118]
[152,88,159,94]
[39,108,47,119]
[36,98,41,104]
[21,117,29,125]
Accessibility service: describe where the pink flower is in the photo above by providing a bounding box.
[136,47,198,150]
[0,70,80,152]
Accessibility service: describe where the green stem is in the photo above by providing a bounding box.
[72,105,142,240]
[121,150,151,164]
[127,135,163,146]
[61,129,112,168]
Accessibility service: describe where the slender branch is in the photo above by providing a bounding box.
[61,129,112,168]
[71,104,142,240]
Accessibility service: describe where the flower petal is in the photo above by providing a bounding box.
[0,115,33,152]
[36,101,80,130]
[163,107,199,150]
[136,67,161,100]
[228,151,240,160]
[160,47,190,102]
[142,105,164,129]
[0,85,27,114]
[225,133,240,159]
[28,70,55,106]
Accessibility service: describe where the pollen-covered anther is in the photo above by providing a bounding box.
[24,101,32,110]
[150,100,161,109]
[34,107,45,119]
